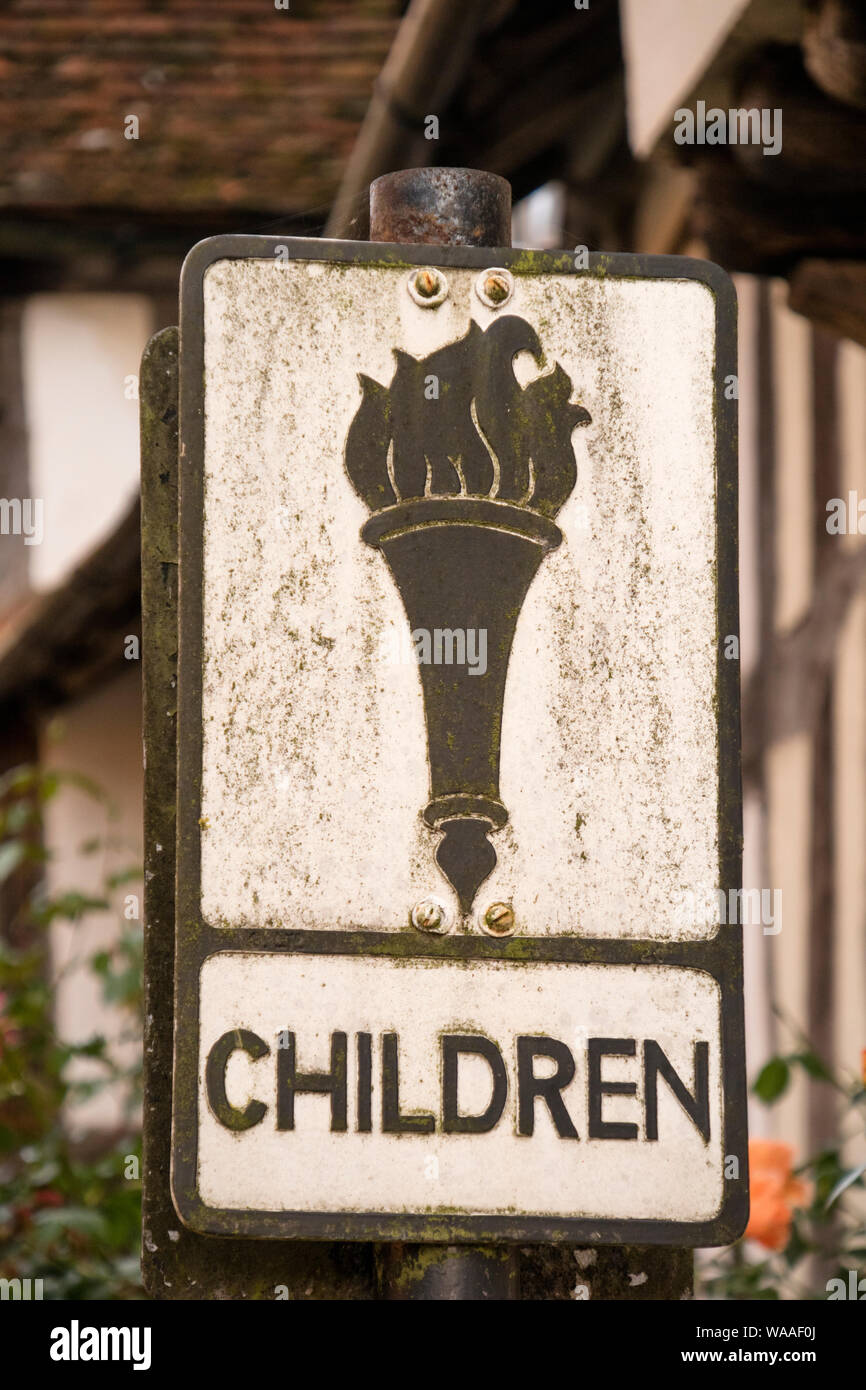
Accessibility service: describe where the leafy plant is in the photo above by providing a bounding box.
[0,765,143,1299]
[700,1032,866,1301]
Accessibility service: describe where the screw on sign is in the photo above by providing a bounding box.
[145,167,746,1295]
[483,902,515,937]
[477,269,513,307]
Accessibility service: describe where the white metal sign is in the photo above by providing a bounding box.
[172,237,746,1245]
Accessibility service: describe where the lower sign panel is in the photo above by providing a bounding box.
[176,951,733,1239]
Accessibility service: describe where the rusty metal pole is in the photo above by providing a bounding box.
[377,1242,519,1301]
[368,166,512,247]
[370,165,518,1302]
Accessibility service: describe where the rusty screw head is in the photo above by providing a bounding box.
[475,268,513,309]
[408,267,448,307]
[411,897,450,933]
[416,269,439,297]
[481,901,516,936]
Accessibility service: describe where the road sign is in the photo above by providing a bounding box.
[171,236,746,1245]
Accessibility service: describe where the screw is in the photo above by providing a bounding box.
[415,269,440,298]
[408,267,448,307]
[411,897,447,932]
[483,272,510,304]
[483,902,515,935]
[475,268,513,308]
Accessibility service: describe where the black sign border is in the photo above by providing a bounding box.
[173,236,746,1247]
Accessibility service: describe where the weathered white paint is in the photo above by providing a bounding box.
[199,259,720,939]
[196,952,724,1221]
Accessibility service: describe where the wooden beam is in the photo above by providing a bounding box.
[807,328,839,1157]
[632,164,696,255]
[438,1,623,181]
[789,259,866,349]
[324,0,491,238]
[692,160,866,273]
[741,538,866,783]
[804,0,866,111]
[0,502,140,714]
[0,301,28,610]
[732,43,866,193]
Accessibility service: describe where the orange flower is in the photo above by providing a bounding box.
[745,1139,811,1251]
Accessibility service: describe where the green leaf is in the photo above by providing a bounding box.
[32,892,110,925]
[105,865,143,889]
[791,1050,833,1082]
[66,1035,109,1060]
[752,1056,790,1103]
[826,1162,866,1211]
[31,1205,110,1240]
[783,1222,813,1266]
[36,771,59,803]
[5,801,34,833]
[0,840,26,883]
[0,764,39,798]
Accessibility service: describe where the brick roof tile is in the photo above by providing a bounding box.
[0,0,399,215]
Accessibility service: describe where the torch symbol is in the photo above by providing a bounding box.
[345,314,591,916]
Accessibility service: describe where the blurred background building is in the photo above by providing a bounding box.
[0,0,864,1193]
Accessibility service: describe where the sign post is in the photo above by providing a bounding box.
[144,167,746,1299]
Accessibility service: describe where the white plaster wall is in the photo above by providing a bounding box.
[765,281,815,1156]
[620,0,751,156]
[41,668,143,1134]
[735,275,773,1135]
[21,293,152,591]
[512,183,565,250]
[834,339,866,1209]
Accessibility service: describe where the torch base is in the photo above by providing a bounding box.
[423,793,508,830]
[361,496,562,552]
[435,818,498,918]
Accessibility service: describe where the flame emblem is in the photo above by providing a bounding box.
[345,315,591,916]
